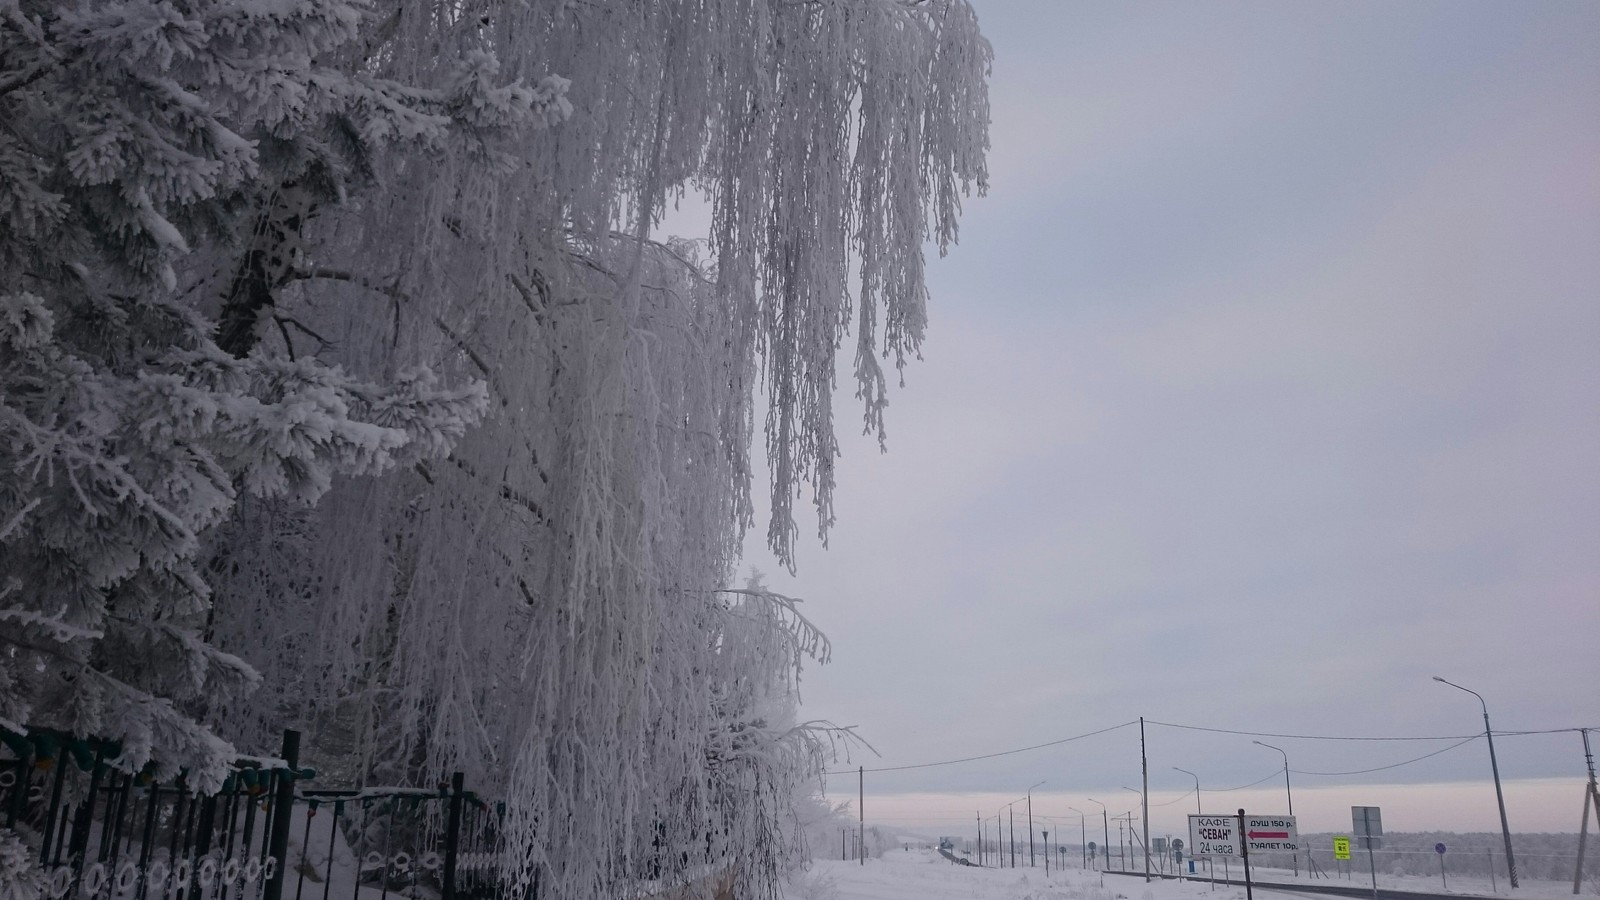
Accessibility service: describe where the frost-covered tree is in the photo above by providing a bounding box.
[194,2,990,898]
[3,1,989,898]
[0,0,509,785]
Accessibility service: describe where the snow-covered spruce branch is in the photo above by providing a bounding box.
[0,498,40,542]
[0,57,55,98]
[77,668,241,791]
[0,606,103,644]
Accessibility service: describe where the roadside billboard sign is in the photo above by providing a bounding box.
[1189,814,1240,859]
[1242,815,1298,853]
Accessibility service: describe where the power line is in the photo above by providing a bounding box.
[1497,727,1599,736]
[1290,736,1480,776]
[1147,719,1471,741]
[817,718,1595,779]
[823,720,1138,775]
[1148,785,1196,808]
[1146,719,1594,742]
[1213,770,1284,792]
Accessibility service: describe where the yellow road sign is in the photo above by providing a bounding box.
[1333,836,1351,860]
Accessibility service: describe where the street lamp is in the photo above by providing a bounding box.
[1028,780,1046,867]
[1088,798,1110,870]
[1253,740,1297,875]
[1435,675,1519,888]
[1251,741,1295,816]
[1174,766,1202,816]
[1068,806,1088,869]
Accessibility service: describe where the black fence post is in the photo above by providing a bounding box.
[442,773,465,900]
[67,745,106,898]
[2,733,31,830]
[264,730,301,900]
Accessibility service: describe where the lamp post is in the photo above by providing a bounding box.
[1435,675,1518,888]
[1252,741,1295,817]
[1123,786,1149,878]
[1175,767,1202,816]
[1253,740,1297,875]
[1069,806,1088,869]
[1089,798,1110,870]
[1027,780,1046,867]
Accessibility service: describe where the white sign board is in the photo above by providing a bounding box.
[1352,806,1383,849]
[1188,815,1240,858]
[1242,815,1298,853]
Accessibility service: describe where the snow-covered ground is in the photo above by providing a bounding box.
[1182,861,1582,900]
[784,849,1596,900]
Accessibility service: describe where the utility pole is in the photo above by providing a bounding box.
[1029,794,1036,867]
[1120,813,1132,871]
[1122,787,1142,872]
[1435,676,1517,887]
[1141,717,1152,882]
[1028,780,1045,867]
[858,766,864,866]
[1574,729,1598,894]
[999,806,1006,867]
[1010,804,1017,868]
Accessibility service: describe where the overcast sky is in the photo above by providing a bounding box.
[730,1,1600,837]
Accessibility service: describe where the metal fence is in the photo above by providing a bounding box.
[1,727,512,900]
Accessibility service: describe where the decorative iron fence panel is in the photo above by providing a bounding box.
[1,728,513,900]
[1,729,300,900]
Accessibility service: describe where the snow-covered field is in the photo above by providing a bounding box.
[784,849,1594,900]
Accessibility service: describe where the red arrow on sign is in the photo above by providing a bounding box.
[1249,831,1289,840]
